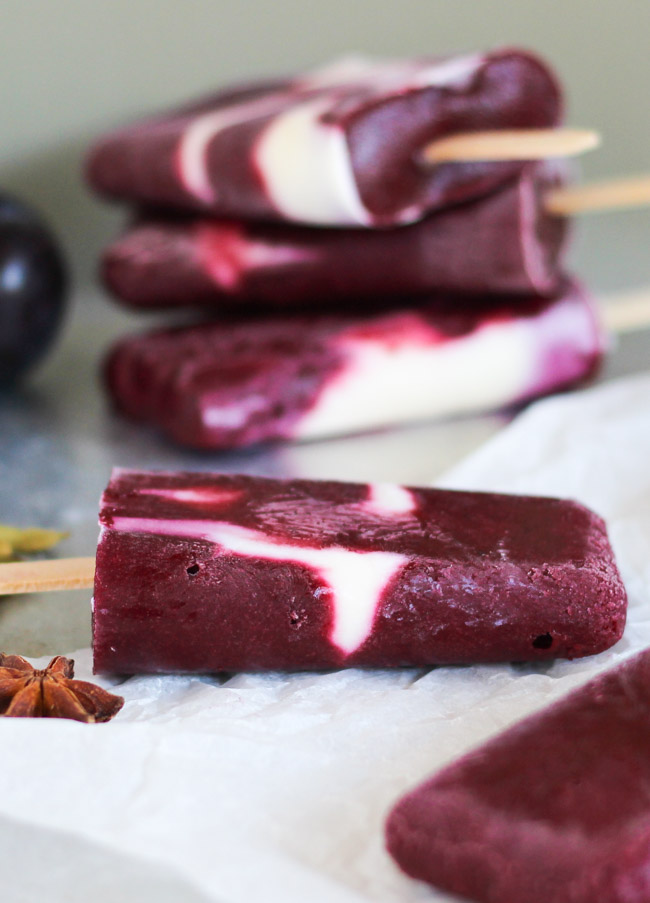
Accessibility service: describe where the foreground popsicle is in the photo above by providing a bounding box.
[386,648,650,903]
[101,162,568,310]
[104,279,603,450]
[93,470,626,674]
[86,49,562,227]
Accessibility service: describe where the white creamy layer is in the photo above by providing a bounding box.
[198,224,319,291]
[255,54,483,226]
[254,97,370,226]
[299,54,481,92]
[412,54,484,88]
[178,93,291,204]
[202,393,270,430]
[109,515,407,656]
[139,487,243,506]
[294,297,596,441]
[363,483,416,516]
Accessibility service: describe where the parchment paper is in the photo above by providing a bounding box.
[3,372,650,903]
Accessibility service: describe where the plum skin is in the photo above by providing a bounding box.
[0,195,67,386]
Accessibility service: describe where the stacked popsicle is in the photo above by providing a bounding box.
[87,49,603,449]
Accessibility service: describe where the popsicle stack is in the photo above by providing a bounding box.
[87,48,604,450]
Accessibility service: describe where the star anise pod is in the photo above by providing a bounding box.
[0,654,124,722]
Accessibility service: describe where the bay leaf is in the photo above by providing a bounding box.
[0,525,69,557]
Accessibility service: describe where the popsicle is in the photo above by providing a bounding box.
[101,162,568,311]
[92,469,626,674]
[104,278,603,450]
[85,49,563,227]
[386,648,650,903]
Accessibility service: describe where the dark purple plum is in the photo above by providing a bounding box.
[0,194,67,385]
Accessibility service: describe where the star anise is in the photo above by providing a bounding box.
[0,654,124,722]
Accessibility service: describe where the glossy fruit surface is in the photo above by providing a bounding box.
[0,195,67,385]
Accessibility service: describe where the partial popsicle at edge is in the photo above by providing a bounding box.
[386,648,650,903]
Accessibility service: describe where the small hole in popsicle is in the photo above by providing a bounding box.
[532,633,553,649]
[186,564,200,576]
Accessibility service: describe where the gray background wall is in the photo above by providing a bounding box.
[1,0,649,294]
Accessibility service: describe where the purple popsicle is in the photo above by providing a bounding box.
[101,162,568,311]
[93,470,626,675]
[86,49,562,227]
[103,279,603,450]
[386,648,650,903]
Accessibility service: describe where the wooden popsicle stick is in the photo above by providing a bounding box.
[545,175,650,216]
[0,557,95,595]
[423,128,600,164]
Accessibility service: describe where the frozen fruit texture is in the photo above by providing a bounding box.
[103,279,603,450]
[101,162,568,311]
[92,469,626,675]
[86,49,562,227]
[386,648,650,903]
